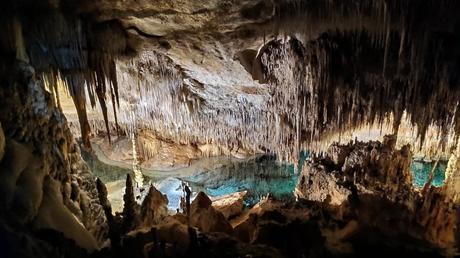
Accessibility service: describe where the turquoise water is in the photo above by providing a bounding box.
[81,150,132,181]
[81,150,152,182]
[410,160,447,188]
[183,153,308,206]
[83,149,445,209]
[83,150,308,208]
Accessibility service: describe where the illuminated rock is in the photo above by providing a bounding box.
[139,184,169,226]
[190,191,233,234]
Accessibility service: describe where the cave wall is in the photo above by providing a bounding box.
[296,136,459,250]
[0,0,459,256]
[0,21,108,251]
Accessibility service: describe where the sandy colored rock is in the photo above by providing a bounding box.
[445,143,460,203]
[140,184,169,226]
[326,143,351,167]
[212,191,247,220]
[0,139,47,224]
[34,176,98,252]
[296,163,351,206]
[190,191,233,234]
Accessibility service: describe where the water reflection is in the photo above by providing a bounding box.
[82,149,307,210]
[411,160,447,188]
[82,148,445,211]
[183,154,307,205]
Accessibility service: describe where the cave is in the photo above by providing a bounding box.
[0,0,459,258]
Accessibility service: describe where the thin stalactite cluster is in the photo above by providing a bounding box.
[89,50,272,160]
[258,29,460,161]
[1,0,459,163]
[2,11,129,149]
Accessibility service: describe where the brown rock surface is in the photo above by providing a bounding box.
[0,61,109,249]
[211,190,247,220]
[296,163,351,206]
[296,136,459,252]
[139,184,169,226]
[190,191,233,234]
[156,216,191,256]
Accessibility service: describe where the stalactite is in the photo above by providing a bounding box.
[258,31,459,161]
[18,13,127,144]
[20,0,458,163]
[66,74,92,149]
[81,37,458,163]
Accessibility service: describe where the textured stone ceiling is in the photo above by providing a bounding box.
[2,2,460,256]
[2,0,459,161]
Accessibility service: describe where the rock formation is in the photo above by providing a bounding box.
[445,143,460,203]
[2,0,456,164]
[139,184,169,227]
[0,0,459,257]
[0,123,4,162]
[296,164,351,206]
[190,191,233,234]
[120,174,140,233]
[296,136,459,251]
[0,60,109,253]
[211,191,247,220]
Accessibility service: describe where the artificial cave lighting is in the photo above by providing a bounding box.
[0,1,459,258]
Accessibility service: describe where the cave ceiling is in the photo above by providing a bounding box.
[2,0,460,161]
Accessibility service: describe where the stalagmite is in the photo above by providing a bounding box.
[1,0,460,256]
[121,174,139,233]
[131,129,144,188]
[139,184,168,227]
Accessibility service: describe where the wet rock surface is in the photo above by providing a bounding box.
[92,132,254,171]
